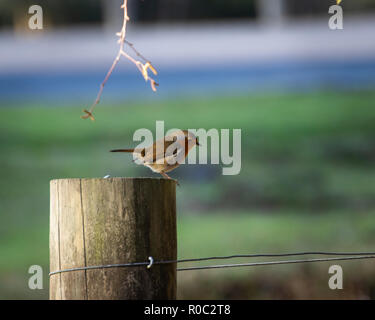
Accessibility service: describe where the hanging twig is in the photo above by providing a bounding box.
[82,0,158,121]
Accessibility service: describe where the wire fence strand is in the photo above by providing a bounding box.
[176,255,375,271]
[49,251,375,276]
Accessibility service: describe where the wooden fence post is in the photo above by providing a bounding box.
[49,178,177,300]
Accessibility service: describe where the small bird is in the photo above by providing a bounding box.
[110,130,200,184]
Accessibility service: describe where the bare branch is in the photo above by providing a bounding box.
[82,0,158,120]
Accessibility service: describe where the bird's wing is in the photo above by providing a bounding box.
[142,137,179,164]
[164,145,185,165]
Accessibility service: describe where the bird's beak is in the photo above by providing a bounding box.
[196,141,201,146]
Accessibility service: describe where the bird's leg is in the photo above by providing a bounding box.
[160,172,180,186]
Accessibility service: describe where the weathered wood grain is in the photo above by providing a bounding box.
[49,180,61,300]
[50,178,177,300]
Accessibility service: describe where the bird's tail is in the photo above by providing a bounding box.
[110,149,135,153]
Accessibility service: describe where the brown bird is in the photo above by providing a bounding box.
[110,130,200,184]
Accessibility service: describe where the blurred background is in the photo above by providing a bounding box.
[1,0,375,299]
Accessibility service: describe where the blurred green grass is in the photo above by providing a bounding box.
[1,90,375,299]
[1,212,375,299]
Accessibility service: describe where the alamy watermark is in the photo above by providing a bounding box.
[328,1,343,30]
[328,265,343,290]
[28,5,43,30]
[132,121,241,175]
[28,265,43,290]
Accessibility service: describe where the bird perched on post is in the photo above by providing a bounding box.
[110,130,200,185]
